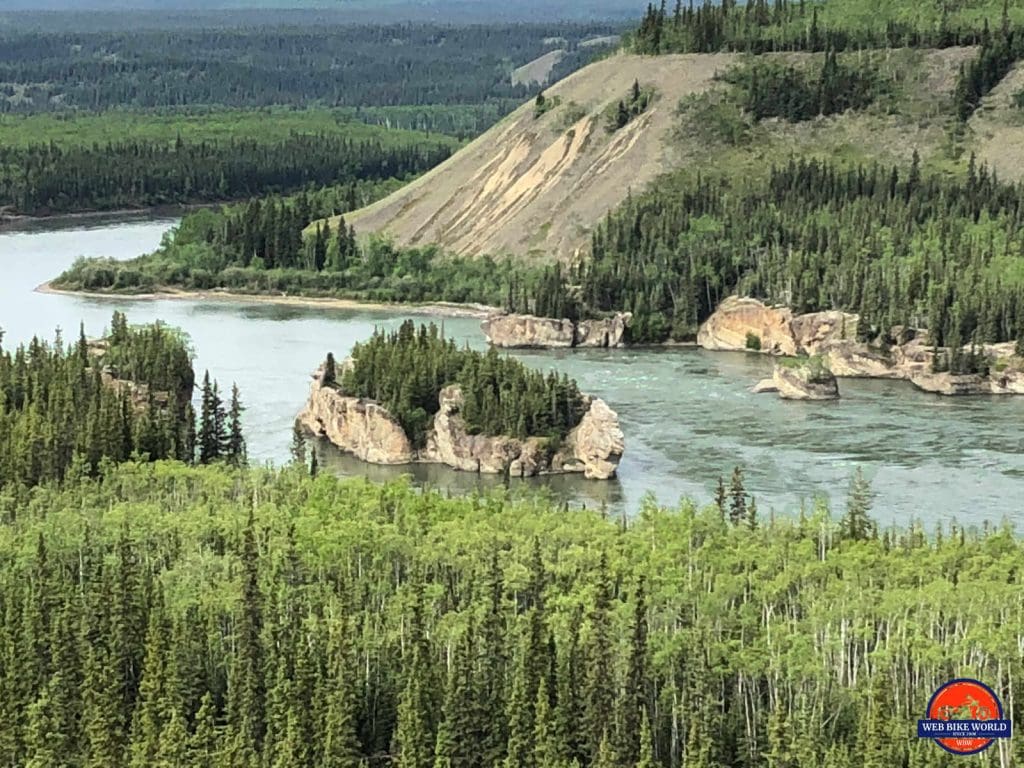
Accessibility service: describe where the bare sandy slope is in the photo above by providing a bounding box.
[972,62,1024,183]
[335,52,736,263]
[511,49,566,87]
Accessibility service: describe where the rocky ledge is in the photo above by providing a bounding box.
[752,358,840,401]
[701,297,1024,396]
[297,369,624,480]
[482,312,632,349]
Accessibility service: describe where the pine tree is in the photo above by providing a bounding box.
[226,383,246,467]
[290,422,307,465]
[197,371,221,465]
[583,554,615,763]
[321,618,363,768]
[729,466,747,525]
[615,578,648,765]
[840,468,875,541]
[636,709,655,768]
[714,477,727,518]
[188,691,221,768]
[324,352,337,386]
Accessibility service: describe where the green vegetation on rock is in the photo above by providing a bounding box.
[338,320,586,446]
[0,312,245,489]
[723,50,883,122]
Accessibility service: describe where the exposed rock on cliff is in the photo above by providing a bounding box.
[823,341,900,379]
[575,313,632,348]
[789,310,859,354]
[555,397,626,479]
[696,297,798,356]
[482,312,632,349]
[481,314,575,348]
[298,371,624,479]
[298,376,415,465]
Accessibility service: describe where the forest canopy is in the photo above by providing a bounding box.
[0,115,457,215]
[0,312,243,489]
[0,460,1019,768]
[337,320,587,446]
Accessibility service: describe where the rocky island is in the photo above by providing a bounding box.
[298,321,624,479]
[485,296,1024,397]
[700,297,1024,396]
[752,356,840,401]
[482,311,633,349]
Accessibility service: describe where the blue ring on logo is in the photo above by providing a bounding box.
[924,678,1004,756]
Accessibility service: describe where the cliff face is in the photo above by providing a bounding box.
[696,297,800,356]
[298,372,624,480]
[298,380,415,464]
[482,312,632,349]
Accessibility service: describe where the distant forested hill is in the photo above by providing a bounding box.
[0,0,639,22]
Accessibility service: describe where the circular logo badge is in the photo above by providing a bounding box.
[918,679,1012,755]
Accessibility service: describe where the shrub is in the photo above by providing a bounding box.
[745,332,762,351]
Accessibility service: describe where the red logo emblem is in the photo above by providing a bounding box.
[918,679,1012,755]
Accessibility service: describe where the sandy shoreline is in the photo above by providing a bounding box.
[34,281,499,319]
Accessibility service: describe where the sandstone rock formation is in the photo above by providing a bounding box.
[482,312,632,349]
[555,397,626,479]
[298,370,624,479]
[703,297,1024,397]
[481,314,576,348]
[752,359,839,401]
[575,313,632,348]
[298,379,415,465]
[789,310,859,354]
[696,297,798,356]
[822,341,900,379]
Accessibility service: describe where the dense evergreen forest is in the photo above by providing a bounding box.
[631,0,1022,55]
[0,459,1020,768]
[0,312,243,488]
[0,20,620,213]
[722,51,883,122]
[54,187,540,306]
[0,122,456,215]
[567,156,1024,345]
[0,23,618,115]
[338,320,586,446]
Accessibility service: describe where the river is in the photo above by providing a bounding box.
[3,214,1024,527]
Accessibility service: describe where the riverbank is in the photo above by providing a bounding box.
[35,281,499,319]
[0,203,207,230]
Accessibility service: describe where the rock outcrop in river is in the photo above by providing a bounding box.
[482,312,632,349]
[752,358,840,401]
[298,367,624,479]
[701,297,1024,396]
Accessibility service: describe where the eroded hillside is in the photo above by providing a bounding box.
[972,61,1024,182]
[330,53,736,262]
[322,47,1022,263]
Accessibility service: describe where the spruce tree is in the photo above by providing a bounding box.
[728,466,747,525]
[197,372,221,465]
[226,383,246,467]
[321,618,363,768]
[840,468,875,541]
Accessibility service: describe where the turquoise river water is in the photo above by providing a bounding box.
[2,214,1023,526]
